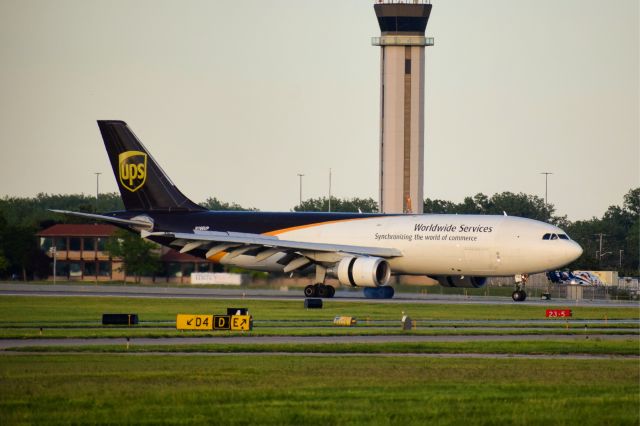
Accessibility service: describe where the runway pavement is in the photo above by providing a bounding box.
[0,333,635,350]
[1,350,633,361]
[1,283,637,307]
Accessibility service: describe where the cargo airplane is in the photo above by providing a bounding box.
[53,121,583,301]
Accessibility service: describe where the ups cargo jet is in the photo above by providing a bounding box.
[53,121,583,301]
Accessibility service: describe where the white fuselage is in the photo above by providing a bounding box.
[219,214,583,277]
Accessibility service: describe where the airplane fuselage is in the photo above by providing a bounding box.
[112,210,582,277]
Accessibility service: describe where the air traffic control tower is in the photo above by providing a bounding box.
[372,1,433,214]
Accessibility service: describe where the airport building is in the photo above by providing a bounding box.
[373,1,433,214]
[37,224,215,283]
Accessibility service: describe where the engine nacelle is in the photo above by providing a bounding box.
[431,276,487,288]
[336,257,391,288]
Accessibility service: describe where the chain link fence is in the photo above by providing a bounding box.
[487,273,639,301]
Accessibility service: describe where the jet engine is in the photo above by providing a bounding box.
[430,276,487,288]
[335,257,391,288]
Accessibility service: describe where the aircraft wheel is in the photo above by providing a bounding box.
[304,285,316,298]
[382,286,395,299]
[512,290,526,302]
[363,288,377,299]
[327,285,335,298]
[317,284,329,298]
[363,287,395,299]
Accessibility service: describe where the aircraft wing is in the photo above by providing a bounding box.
[50,209,401,273]
[143,230,402,259]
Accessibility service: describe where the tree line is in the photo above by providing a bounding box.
[0,188,637,279]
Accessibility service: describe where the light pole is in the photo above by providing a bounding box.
[49,246,57,285]
[594,233,608,267]
[540,172,552,218]
[619,250,624,268]
[297,173,304,207]
[95,172,102,213]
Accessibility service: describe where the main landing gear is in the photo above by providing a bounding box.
[304,265,336,298]
[512,273,528,302]
[363,287,395,299]
[304,284,335,298]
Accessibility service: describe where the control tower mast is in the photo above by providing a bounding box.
[372,1,433,214]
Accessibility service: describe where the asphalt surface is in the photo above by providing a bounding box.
[1,283,638,307]
[1,333,636,350]
[1,351,633,360]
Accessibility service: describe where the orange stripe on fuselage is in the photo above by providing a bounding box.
[207,217,380,263]
[262,217,376,237]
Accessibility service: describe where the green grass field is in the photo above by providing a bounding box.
[0,295,638,424]
[11,339,640,357]
[1,355,638,425]
[0,295,637,340]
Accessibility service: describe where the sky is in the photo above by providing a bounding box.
[0,0,637,221]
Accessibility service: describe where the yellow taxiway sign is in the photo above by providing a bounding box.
[176,314,213,330]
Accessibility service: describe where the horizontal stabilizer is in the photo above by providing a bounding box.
[49,210,153,230]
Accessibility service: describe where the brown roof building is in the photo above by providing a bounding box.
[38,224,119,237]
[38,224,214,283]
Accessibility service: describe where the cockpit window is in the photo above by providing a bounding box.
[543,233,567,240]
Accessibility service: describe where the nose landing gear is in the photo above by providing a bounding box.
[512,289,527,301]
[512,274,528,302]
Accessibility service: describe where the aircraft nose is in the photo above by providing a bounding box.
[566,241,583,262]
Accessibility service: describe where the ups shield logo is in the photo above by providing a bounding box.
[119,151,147,192]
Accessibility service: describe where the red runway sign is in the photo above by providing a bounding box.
[546,309,572,318]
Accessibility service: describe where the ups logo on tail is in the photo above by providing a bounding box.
[119,151,147,192]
